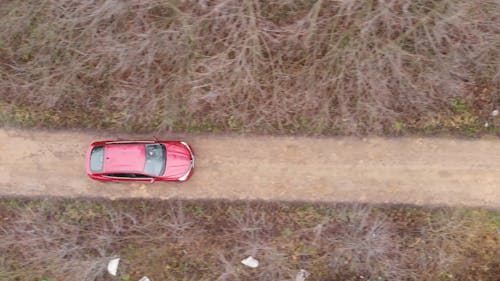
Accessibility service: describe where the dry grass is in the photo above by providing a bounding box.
[0,0,498,134]
[0,199,498,281]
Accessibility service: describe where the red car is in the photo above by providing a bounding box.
[85,137,194,183]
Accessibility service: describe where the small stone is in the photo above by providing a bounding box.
[295,269,310,281]
[107,258,120,276]
[491,110,498,117]
[241,256,259,268]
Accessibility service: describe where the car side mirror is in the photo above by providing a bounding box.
[153,136,159,142]
[150,178,156,184]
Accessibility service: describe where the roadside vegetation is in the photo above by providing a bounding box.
[0,199,498,281]
[0,0,498,135]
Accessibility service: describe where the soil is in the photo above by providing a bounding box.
[0,127,499,207]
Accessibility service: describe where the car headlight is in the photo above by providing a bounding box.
[178,166,191,181]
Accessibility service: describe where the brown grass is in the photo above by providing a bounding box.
[0,0,498,134]
[0,199,498,280]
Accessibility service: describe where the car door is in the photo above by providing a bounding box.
[103,173,154,182]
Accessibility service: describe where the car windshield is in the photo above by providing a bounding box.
[143,144,166,176]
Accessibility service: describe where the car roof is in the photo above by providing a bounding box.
[103,143,146,173]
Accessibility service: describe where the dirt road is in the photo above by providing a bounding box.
[0,127,499,207]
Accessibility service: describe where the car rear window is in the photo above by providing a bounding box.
[90,146,104,172]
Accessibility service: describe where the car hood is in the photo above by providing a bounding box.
[163,143,192,178]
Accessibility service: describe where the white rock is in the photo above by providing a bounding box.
[107,258,120,276]
[139,277,151,281]
[296,269,310,281]
[492,110,498,117]
[241,256,259,268]
[484,122,489,128]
